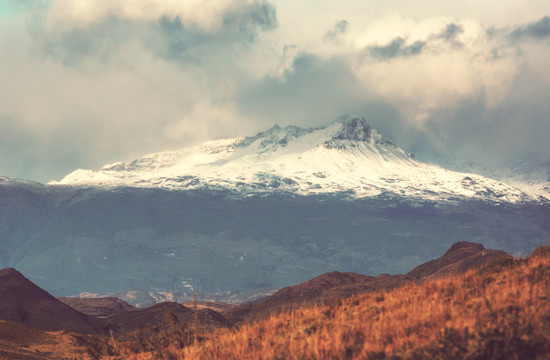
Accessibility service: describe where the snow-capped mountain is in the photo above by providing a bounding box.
[448,161,550,201]
[3,116,549,300]
[51,116,542,203]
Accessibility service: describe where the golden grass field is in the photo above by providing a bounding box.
[105,245,550,360]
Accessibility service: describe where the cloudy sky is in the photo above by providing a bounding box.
[1,0,549,183]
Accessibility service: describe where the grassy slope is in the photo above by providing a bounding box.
[109,246,550,359]
[0,320,111,360]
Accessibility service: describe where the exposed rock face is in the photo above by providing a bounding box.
[330,115,394,145]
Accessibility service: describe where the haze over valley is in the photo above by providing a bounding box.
[1,116,548,305]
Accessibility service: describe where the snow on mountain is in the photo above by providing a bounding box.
[448,161,550,201]
[50,116,542,203]
[1,176,46,190]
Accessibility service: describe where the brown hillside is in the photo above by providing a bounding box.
[0,268,106,334]
[0,242,542,360]
[106,302,229,337]
[0,320,110,360]
[181,301,235,314]
[189,308,230,331]
[107,302,193,335]
[58,297,135,318]
[227,241,510,324]
[227,271,411,323]
[161,244,549,360]
[407,240,511,278]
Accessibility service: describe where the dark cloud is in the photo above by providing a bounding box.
[239,44,550,169]
[324,20,349,40]
[150,3,276,64]
[366,37,426,60]
[149,17,210,65]
[510,16,550,41]
[22,1,277,66]
[437,23,466,48]
[439,23,464,41]
[223,1,278,33]
[238,53,402,133]
[365,23,467,61]
[407,69,550,166]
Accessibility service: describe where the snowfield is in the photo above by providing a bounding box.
[51,116,545,203]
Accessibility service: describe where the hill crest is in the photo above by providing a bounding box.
[0,267,106,334]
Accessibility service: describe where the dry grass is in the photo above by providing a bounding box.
[0,321,112,360]
[105,245,550,360]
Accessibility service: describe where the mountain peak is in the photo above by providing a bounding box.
[336,115,371,130]
[236,115,394,150]
[407,241,511,279]
[445,241,485,254]
[328,115,395,146]
[0,267,24,279]
[0,267,106,333]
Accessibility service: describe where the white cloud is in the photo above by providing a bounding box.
[354,13,417,47]
[164,100,251,142]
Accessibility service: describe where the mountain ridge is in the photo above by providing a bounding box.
[49,115,543,204]
[0,241,512,334]
[226,240,512,323]
[0,267,106,334]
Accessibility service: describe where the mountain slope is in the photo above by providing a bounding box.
[0,268,106,334]
[0,246,545,359]
[57,297,135,318]
[5,185,548,301]
[0,320,107,360]
[0,177,55,269]
[227,241,511,323]
[227,271,411,323]
[449,160,550,201]
[176,245,550,360]
[407,241,512,278]
[51,116,538,203]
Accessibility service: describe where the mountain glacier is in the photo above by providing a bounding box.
[51,116,542,204]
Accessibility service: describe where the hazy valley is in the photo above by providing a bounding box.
[0,117,549,304]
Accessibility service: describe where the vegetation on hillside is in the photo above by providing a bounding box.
[105,245,550,359]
